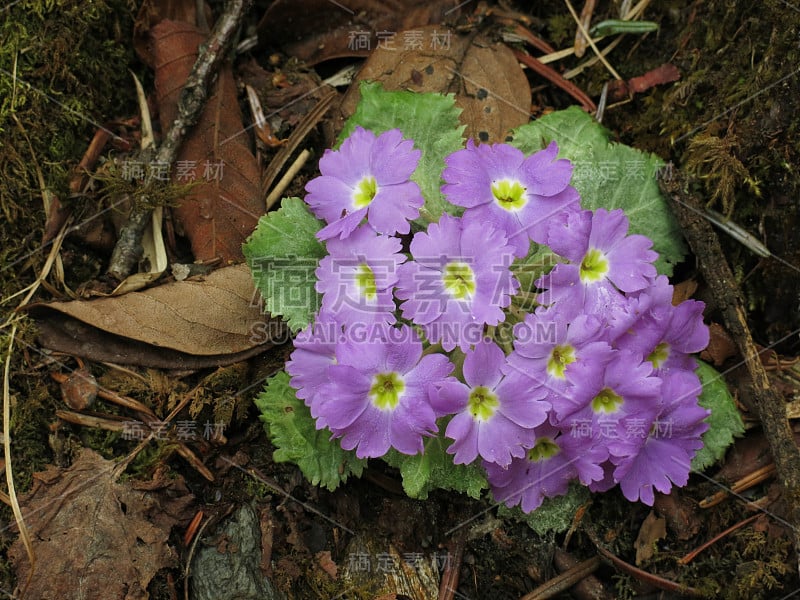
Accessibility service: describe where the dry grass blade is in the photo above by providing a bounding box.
[563,0,621,80]
[55,410,129,431]
[266,149,312,209]
[538,0,649,69]
[4,324,34,594]
[260,87,337,197]
[573,0,596,58]
[1,219,70,323]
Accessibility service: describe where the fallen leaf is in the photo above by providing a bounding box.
[132,0,209,65]
[671,278,698,305]
[151,20,263,264]
[316,550,338,579]
[28,264,287,367]
[714,430,776,483]
[256,0,458,65]
[653,491,703,541]
[700,322,738,366]
[634,510,666,566]
[9,450,194,600]
[338,25,531,143]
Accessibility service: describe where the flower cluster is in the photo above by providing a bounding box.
[288,126,710,509]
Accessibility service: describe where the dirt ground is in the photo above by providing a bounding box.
[1,1,800,599]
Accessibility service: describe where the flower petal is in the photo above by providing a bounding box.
[463,339,505,389]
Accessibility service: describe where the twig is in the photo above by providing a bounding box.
[494,18,556,54]
[552,548,613,600]
[184,513,213,600]
[107,0,252,281]
[584,525,705,597]
[439,533,465,600]
[113,381,216,481]
[678,514,761,565]
[512,49,596,112]
[520,555,601,600]
[699,463,777,508]
[659,167,800,576]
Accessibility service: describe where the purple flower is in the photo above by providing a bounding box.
[315,227,405,327]
[485,422,607,513]
[555,350,662,463]
[441,140,580,257]
[306,127,424,240]
[613,370,710,505]
[614,276,709,373]
[429,339,549,466]
[396,215,519,351]
[506,307,614,403]
[285,311,340,428]
[317,323,453,458]
[539,209,658,316]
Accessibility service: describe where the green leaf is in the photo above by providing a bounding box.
[341,81,465,223]
[255,371,367,491]
[497,483,590,535]
[510,107,687,276]
[382,432,487,500]
[243,197,326,332]
[691,360,745,471]
[512,243,559,299]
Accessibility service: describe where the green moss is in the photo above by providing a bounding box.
[0,0,140,294]
[683,133,760,215]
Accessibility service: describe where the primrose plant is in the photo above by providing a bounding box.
[245,84,742,529]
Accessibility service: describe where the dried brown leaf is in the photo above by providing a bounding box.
[28,264,285,367]
[338,25,531,143]
[653,491,703,541]
[700,322,738,366]
[634,510,666,566]
[9,450,194,600]
[151,20,262,264]
[256,0,458,65]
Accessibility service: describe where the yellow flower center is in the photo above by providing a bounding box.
[353,175,378,208]
[467,386,499,421]
[355,264,377,301]
[442,262,475,299]
[591,387,623,414]
[547,344,576,379]
[527,437,560,462]
[579,248,609,283]
[369,372,405,410]
[491,179,527,211]
[647,342,670,369]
